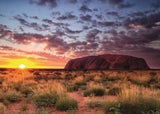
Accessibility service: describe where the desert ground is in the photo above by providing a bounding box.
[0,69,160,114]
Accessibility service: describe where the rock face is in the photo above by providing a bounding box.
[65,54,150,70]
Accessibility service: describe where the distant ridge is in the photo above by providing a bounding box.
[65,54,150,70]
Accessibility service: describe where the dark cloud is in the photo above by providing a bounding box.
[30,0,57,8]
[80,14,92,22]
[124,12,160,29]
[151,1,160,9]
[42,19,53,24]
[118,2,134,9]
[19,27,24,32]
[57,12,77,20]
[0,14,4,17]
[108,0,134,9]
[108,0,123,5]
[86,29,101,42]
[128,11,145,17]
[0,24,11,39]
[69,0,77,4]
[95,14,103,20]
[13,33,45,44]
[64,27,82,34]
[14,16,51,31]
[106,11,119,17]
[79,5,92,13]
[0,46,14,50]
[98,21,116,27]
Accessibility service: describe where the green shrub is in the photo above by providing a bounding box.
[56,98,78,111]
[2,100,10,106]
[67,84,78,92]
[4,91,22,102]
[153,83,160,89]
[20,103,28,111]
[108,87,121,96]
[0,103,4,114]
[20,86,33,97]
[84,88,105,97]
[102,100,120,113]
[86,100,102,108]
[120,98,160,114]
[13,82,22,91]
[33,91,58,107]
[75,81,87,86]
[80,85,87,90]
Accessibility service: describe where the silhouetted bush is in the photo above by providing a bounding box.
[84,88,105,97]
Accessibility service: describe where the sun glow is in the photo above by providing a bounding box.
[19,64,26,69]
[5,58,40,68]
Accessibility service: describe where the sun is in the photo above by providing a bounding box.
[19,64,26,69]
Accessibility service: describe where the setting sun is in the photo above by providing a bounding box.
[19,64,26,69]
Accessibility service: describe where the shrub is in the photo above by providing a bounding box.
[2,100,10,106]
[20,86,33,97]
[13,82,22,91]
[120,98,160,114]
[118,86,160,114]
[20,103,28,111]
[33,91,58,107]
[84,88,105,97]
[102,100,120,113]
[75,81,87,86]
[0,103,4,114]
[67,84,78,92]
[4,91,22,102]
[56,98,78,111]
[108,87,121,96]
[86,100,102,108]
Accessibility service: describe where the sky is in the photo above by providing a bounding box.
[0,0,160,69]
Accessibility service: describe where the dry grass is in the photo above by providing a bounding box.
[0,69,160,113]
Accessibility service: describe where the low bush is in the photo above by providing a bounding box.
[56,98,78,111]
[102,100,120,113]
[86,100,102,108]
[67,84,78,92]
[120,98,160,114]
[108,87,121,96]
[0,103,4,114]
[20,86,33,97]
[75,81,87,87]
[84,88,105,97]
[3,91,22,102]
[20,103,28,111]
[33,91,58,107]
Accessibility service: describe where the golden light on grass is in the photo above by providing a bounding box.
[19,64,26,69]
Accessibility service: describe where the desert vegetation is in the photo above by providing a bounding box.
[0,69,160,113]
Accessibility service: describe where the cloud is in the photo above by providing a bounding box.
[14,16,52,31]
[0,24,11,39]
[64,27,82,34]
[30,0,57,8]
[151,1,160,9]
[69,0,77,4]
[57,12,77,20]
[52,11,61,16]
[106,11,119,17]
[124,12,160,29]
[118,2,134,9]
[80,14,92,22]
[79,5,92,13]
[108,0,134,9]
[108,0,123,5]
[86,29,101,42]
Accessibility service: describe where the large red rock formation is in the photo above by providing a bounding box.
[65,54,150,70]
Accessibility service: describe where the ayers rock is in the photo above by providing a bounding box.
[65,54,150,70]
